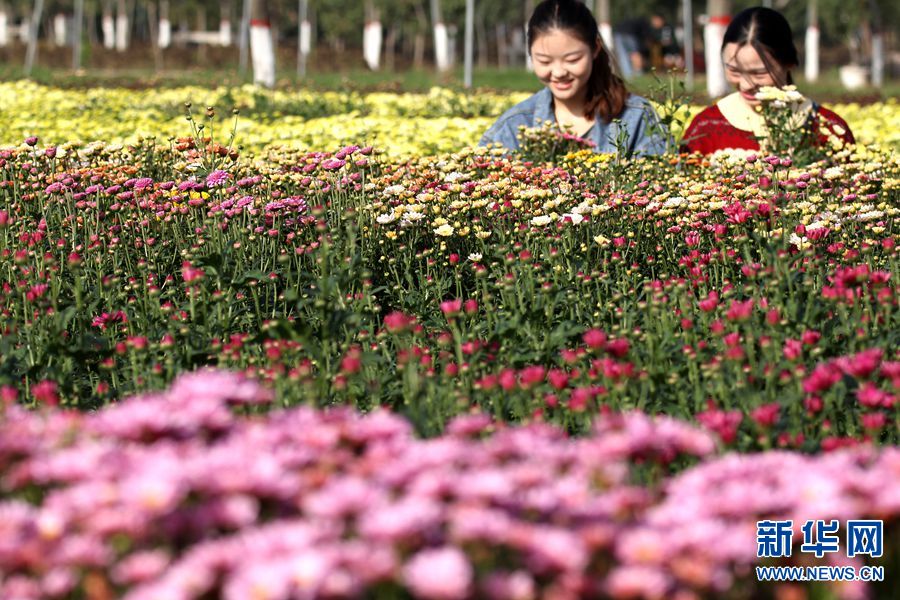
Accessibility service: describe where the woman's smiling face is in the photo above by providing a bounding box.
[531,28,597,104]
[723,42,787,106]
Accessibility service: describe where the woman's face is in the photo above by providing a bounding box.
[723,42,787,106]
[531,28,598,104]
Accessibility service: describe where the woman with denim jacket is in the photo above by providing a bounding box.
[479,0,670,157]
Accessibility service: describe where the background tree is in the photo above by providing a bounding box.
[23,0,44,74]
[704,0,730,97]
[5,0,895,86]
[250,0,275,86]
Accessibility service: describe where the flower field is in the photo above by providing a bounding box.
[1,82,899,597]
[2,81,899,155]
[1,371,898,599]
[1,82,519,157]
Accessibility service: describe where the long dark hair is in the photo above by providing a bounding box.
[722,7,798,85]
[527,0,627,123]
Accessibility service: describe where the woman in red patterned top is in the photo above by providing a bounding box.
[682,7,854,155]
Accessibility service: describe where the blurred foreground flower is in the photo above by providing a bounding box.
[0,370,896,599]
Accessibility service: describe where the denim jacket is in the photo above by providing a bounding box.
[479,87,670,156]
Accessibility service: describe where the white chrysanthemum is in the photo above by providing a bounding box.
[709,147,755,167]
[468,253,482,262]
[855,210,885,222]
[376,213,397,224]
[434,224,454,236]
[444,171,468,183]
[521,188,551,199]
[562,213,584,225]
[823,166,844,180]
[842,203,874,214]
[789,232,811,250]
[403,211,426,221]
[383,184,405,196]
[756,85,805,104]
[571,201,594,214]
[531,215,554,226]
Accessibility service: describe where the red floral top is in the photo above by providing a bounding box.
[681,103,855,155]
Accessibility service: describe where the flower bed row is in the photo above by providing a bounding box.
[2,82,898,156]
[1,370,897,599]
[0,128,897,448]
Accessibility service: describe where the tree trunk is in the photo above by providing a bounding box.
[87,3,98,45]
[448,24,458,68]
[53,13,66,46]
[220,0,232,46]
[595,0,613,50]
[463,0,474,86]
[804,0,819,82]
[19,15,28,44]
[871,31,883,87]
[413,33,425,68]
[870,0,883,87]
[363,22,383,70]
[858,17,871,66]
[363,0,381,70]
[524,0,534,69]
[72,0,84,70]
[683,0,694,89]
[102,0,115,49]
[495,24,507,68]
[115,0,128,51]
[147,1,162,70]
[430,0,449,71]
[133,0,146,45]
[524,0,534,71]
[197,5,207,62]
[239,0,250,71]
[158,0,170,48]
[413,2,427,69]
[385,25,397,71]
[475,11,487,69]
[0,2,9,47]
[250,0,275,87]
[705,0,731,98]
[309,3,316,54]
[297,0,309,77]
[24,0,45,76]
